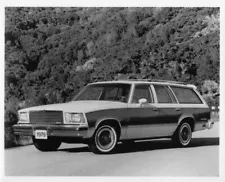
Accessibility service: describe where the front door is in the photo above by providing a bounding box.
[126,84,160,139]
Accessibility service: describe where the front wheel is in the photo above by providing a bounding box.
[172,122,192,147]
[88,125,118,154]
[33,137,61,151]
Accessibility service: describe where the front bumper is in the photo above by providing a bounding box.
[13,124,88,138]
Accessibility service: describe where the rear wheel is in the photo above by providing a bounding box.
[88,125,118,154]
[172,122,192,147]
[33,137,61,151]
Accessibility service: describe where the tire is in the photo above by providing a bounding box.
[33,137,61,152]
[88,125,118,154]
[172,122,192,147]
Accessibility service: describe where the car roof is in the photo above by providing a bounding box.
[89,80,196,89]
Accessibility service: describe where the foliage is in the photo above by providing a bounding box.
[5,7,220,137]
[201,80,219,107]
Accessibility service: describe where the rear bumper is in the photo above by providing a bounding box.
[13,124,88,138]
[205,120,214,129]
[194,120,214,132]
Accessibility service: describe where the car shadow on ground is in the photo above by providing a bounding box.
[58,137,219,154]
[114,137,219,154]
[58,145,90,153]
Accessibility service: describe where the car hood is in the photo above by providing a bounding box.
[19,100,128,113]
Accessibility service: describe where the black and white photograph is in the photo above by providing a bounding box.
[2,3,223,179]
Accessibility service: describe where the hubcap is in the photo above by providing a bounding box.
[181,127,189,141]
[96,127,115,151]
[179,124,191,145]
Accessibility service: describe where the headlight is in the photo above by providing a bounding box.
[64,113,87,125]
[18,112,29,123]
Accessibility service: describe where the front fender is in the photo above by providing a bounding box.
[84,108,128,139]
[95,117,122,130]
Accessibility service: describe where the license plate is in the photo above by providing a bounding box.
[35,130,47,139]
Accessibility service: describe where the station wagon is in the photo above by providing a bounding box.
[13,79,213,154]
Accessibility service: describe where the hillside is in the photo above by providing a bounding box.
[5,7,220,147]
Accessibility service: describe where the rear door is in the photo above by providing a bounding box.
[150,84,180,137]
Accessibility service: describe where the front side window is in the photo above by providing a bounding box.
[73,83,131,103]
[170,86,202,104]
[132,84,153,103]
[154,85,172,103]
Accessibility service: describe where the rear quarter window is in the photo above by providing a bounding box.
[170,86,202,104]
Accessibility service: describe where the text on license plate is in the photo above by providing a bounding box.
[35,130,47,139]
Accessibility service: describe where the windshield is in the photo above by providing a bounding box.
[73,83,131,103]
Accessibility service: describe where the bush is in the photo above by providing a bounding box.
[5,125,32,148]
[4,97,33,148]
[201,80,219,107]
[4,126,15,148]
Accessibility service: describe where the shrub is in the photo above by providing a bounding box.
[201,80,219,107]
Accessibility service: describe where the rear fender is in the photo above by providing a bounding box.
[174,114,196,133]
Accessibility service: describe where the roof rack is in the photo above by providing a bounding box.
[118,78,186,85]
[150,79,186,85]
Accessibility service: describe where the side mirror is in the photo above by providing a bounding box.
[139,98,148,106]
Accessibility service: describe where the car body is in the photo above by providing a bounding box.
[13,79,214,154]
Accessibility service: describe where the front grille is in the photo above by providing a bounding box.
[29,111,63,124]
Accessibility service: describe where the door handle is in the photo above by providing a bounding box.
[153,108,158,111]
[175,108,181,111]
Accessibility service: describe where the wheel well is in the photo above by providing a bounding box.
[179,117,195,132]
[96,119,121,139]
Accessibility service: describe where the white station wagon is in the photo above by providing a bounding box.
[13,79,213,154]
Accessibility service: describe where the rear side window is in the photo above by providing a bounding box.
[154,85,172,103]
[165,86,177,103]
[170,86,202,104]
